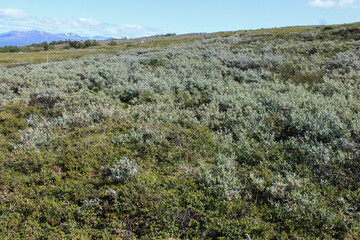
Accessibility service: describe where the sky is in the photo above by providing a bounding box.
[0,0,359,38]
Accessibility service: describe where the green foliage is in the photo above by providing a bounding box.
[68,40,100,49]
[49,40,68,46]
[68,40,85,49]
[43,42,50,51]
[0,104,27,135]
[0,45,21,53]
[108,40,117,46]
[84,40,100,48]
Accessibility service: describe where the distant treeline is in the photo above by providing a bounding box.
[0,45,22,53]
[0,40,101,53]
[67,40,100,49]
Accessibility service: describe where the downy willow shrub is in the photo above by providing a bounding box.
[112,124,167,146]
[198,153,242,200]
[78,198,101,213]
[108,157,139,182]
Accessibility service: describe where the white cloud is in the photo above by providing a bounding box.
[108,24,164,38]
[0,9,164,38]
[338,0,355,6]
[308,0,358,7]
[308,0,336,7]
[40,17,63,26]
[68,18,105,28]
[0,9,28,19]
[61,19,164,38]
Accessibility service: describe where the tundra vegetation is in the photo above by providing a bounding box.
[0,23,360,239]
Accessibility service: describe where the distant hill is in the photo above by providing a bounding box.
[0,30,111,47]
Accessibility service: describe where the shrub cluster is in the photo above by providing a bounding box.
[0,24,360,239]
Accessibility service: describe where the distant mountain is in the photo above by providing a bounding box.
[0,30,111,47]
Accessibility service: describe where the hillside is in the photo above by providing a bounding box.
[0,22,360,239]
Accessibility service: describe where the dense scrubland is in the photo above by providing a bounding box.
[0,23,360,239]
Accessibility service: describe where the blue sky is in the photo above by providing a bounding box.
[0,0,359,38]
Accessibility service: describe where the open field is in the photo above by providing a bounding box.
[0,22,360,239]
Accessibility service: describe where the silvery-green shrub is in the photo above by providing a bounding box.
[108,157,139,182]
[198,153,242,200]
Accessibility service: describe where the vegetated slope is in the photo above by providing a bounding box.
[0,23,360,239]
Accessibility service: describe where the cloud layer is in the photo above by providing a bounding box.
[0,8,164,38]
[0,9,28,19]
[308,0,357,7]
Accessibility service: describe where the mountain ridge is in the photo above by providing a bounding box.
[0,30,112,47]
